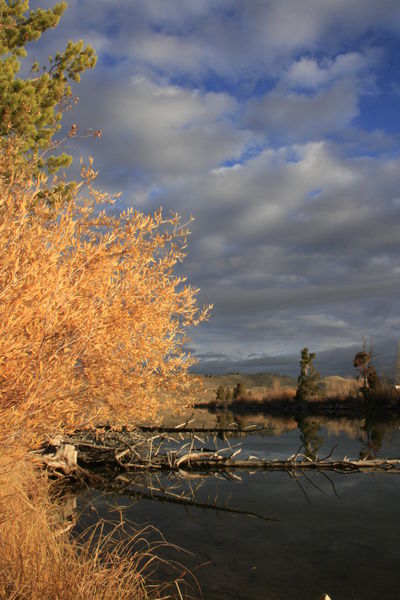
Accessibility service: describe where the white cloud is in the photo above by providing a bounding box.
[169,141,400,318]
[283,52,371,90]
[73,75,247,178]
[124,76,235,127]
[35,0,400,84]
[245,80,360,141]
[131,34,205,74]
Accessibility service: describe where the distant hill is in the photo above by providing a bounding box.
[197,372,296,402]
[201,371,296,388]
[195,371,358,402]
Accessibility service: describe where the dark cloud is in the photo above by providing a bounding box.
[191,339,399,378]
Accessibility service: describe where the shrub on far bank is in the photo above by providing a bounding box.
[233,382,247,400]
[365,383,400,408]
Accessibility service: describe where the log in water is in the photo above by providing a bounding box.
[37,427,400,477]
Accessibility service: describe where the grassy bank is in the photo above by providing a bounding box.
[196,373,359,401]
[0,450,189,600]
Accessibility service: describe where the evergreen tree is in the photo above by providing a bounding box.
[366,364,381,391]
[233,382,246,400]
[0,1,96,172]
[295,347,323,402]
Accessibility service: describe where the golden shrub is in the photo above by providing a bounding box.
[0,142,211,445]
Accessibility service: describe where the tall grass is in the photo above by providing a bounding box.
[0,451,191,600]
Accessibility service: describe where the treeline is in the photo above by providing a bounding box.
[211,345,399,412]
[295,344,398,406]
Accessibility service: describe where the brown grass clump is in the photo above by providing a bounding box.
[0,451,190,600]
[0,140,211,446]
[260,387,297,402]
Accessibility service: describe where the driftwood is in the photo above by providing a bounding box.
[37,429,400,478]
[43,442,78,472]
[172,455,400,473]
[137,425,268,433]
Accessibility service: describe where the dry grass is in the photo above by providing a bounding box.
[366,384,400,406]
[323,376,359,398]
[197,374,359,406]
[259,387,297,402]
[0,449,193,600]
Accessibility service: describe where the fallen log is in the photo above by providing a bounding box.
[137,425,268,433]
[171,455,400,473]
[40,439,104,482]
[36,431,400,476]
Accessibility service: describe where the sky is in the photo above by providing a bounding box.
[28,0,400,377]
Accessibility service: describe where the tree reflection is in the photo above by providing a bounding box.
[359,416,386,459]
[295,416,323,460]
[215,412,247,438]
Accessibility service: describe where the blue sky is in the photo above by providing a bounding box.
[29,0,400,376]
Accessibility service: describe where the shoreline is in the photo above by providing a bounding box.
[193,395,400,418]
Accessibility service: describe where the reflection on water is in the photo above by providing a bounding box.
[209,411,400,460]
[295,416,323,460]
[74,414,400,600]
[358,414,390,460]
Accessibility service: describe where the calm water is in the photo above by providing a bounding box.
[74,414,400,599]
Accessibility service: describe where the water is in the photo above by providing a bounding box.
[74,414,400,599]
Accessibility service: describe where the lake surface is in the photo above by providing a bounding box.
[74,413,400,599]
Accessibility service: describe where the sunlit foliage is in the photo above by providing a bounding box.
[0,140,211,446]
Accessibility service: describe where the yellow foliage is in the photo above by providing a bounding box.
[0,452,187,600]
[0,141,211,445]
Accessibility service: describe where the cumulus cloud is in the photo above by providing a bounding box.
[33,0,400,83]
[244,81,360,141]
[65,75,247,182]
[282,52,373,90]
[26,0,400,374]
[166,141,400,370]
